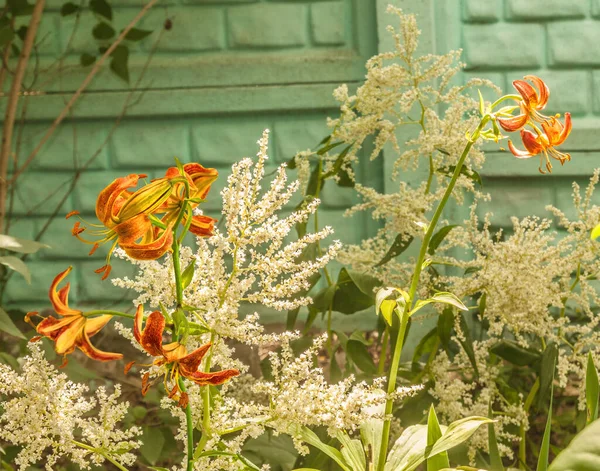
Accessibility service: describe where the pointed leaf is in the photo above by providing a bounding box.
[0,256,30,283]
[428,225,458,255]
[587,352,599,424]
[0,234,49,254]
[360,403,384,471]
[537,384,554,471]
[90,0,112,20]
[124,27,152,41]
[335,431,366,471]
[0,308,25,339]
[110,45,129,83]
[375,235,414,268]
[488,401,504,471]
[60,2,79,15]
[427,406,450,471]
[538,342,558,408]
[428,417,492,457]
[80,52,96,66]
[92,22,115,40]
[346,340,377,374]
[181,260,195,290]
[411,292,468,316]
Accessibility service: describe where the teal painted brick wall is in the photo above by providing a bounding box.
[2,0,380,314]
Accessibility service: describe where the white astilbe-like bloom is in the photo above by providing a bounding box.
[254,335,421,454]
[430,339,527,463]
[335,7,498,287]
[114,129,340,352]
[443,210,570,342]
[0,344,140,470]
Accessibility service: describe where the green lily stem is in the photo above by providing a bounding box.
[71,440,130,471]
[378,327,389,375]
[170,204,194,471]
[179,377,195,471]
[376,116,489,471]
[83,310,135,319]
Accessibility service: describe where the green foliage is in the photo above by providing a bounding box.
[426,406,450,471]
[548,419,600,471]
[586,353,599,424]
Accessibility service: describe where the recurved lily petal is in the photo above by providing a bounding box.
[542,112,572,146]
[78,329,123,361]
[138,310,166,357]
[178,343,212,374]
[523,75,549,109]
[120,225,173,261]
[112,213,152,244]
[188,214,216,237]
[36,315,76,340]
[497,110,529,132]
[49,267,81,316]
[84,314,113,337]
[187,368,240,386]
[184,163,218,200]
[96,174,145,226]
[54,316,86,355]
[520,129,546,155]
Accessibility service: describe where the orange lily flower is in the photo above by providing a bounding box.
[25,267,122,365]
[67,174,176,279]
[126,307,239,406]
[507,113,572,174]
[159,163,218,237]
[497,75,551,132]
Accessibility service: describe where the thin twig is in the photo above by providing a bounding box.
[8,0,159,186]
[0,0,46,234]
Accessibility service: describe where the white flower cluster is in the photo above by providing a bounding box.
[114,129,340,351]
[335,6,498,286]
[430,339,527,462]
[254,335,420,454]
[0,344,140,470]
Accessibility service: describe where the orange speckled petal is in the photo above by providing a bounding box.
[185,368,240,386]
[49,267,81,316]
[178,343,212,374]
[77,329,123,361]
[524,75,550,109]
[140,311,166,357]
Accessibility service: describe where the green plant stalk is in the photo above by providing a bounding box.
[376,116,489,471]
[72,440,130,471]
[170,207,195,471]
[378,327,390,375]
[179,377,195,471]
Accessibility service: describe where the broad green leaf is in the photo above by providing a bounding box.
[335,431,366,471]
[92,22,115,40]
[124,27,152,41]
[428,417,492,457]
[360,403,384,471]
[538,342,558,409]
[384,424,429,471]
[0,234,49,254]
[375,235,414,268]
[411,292,468,316]
[181,261,195,290]
[490,340,540,367]
[140,427,165,465]
[0,307,25,339]
[548,418,600,470]
[333,269,381,315]
[290,425,351,471]
[537,382,554,471]
[330,353,342,383]
[305,164,322,198]
[346,339,377,374]
[0,256,30,283]
[60,2,78,15]
[90,0,112,20]
[80,52,96,66]
[427,406,450,471]
[587,352,600,424]
[428,225,458,255]
[242,433,297,471]
[110,45,130,83]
